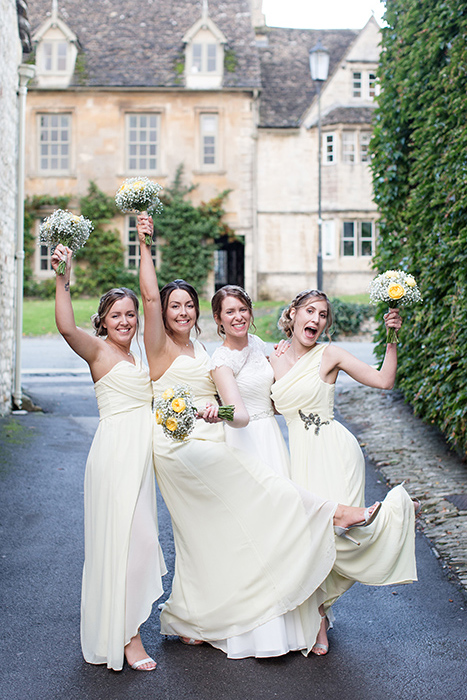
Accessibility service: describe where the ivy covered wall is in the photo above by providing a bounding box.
[371,0,467,456]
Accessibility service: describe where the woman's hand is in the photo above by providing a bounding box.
[198,402,223,423]
[136,214,154,245]
[273,339,291,357]
[384,308,402,334]
[51,244,72,275]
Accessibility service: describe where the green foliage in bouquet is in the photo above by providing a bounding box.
[370,0,467,456]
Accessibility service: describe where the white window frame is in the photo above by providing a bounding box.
[323,132,336,164]
[360,132,372,163]
[126,113,160,174]
[352,71,362,98]
[342,131,356,163]
[342,220,375,257]
[37,113,72,175]
[42,40,68,72]
[200,113,218,169]
[191,41,218,74]
[125,215,156,270]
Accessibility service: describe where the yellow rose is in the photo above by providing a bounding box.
[406,276,416,287]
[388,284,405,300]
[155,410,163,424]
[72,215,80,223]
[385,270,398,279]
[171,398,186,413]
[162,388,174,400]
[165,417,178,432]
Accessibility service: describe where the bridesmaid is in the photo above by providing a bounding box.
[270,289,418,653]
[136,215,382,658]
[51,244,166,672]
[209,285,290,477]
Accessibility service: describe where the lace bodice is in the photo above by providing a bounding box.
[210,335,275,420]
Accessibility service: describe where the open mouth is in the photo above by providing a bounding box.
[304,325,318,340]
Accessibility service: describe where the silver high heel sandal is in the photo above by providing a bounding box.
[334,501,382,546]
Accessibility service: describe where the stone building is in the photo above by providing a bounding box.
[25,0,380,300]
[0,0,32,415]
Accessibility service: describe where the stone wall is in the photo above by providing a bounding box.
[0,0,22,415]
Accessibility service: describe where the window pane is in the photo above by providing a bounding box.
[360,221,373,256]
[353,71,362,98]
[342,132,356,163]
[324,134,334,163]
[343,222,355,256]
[207,44,217,72]
[360,132,371,162]
[201,114,218,167]
[57,43,67,71]
[126,113,159,172]
[192,44,202,72]
[38,113,71,172]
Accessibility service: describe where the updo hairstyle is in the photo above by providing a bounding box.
[211,285,256,338]
[160,279,201,336]
[278,289,333,341]
[91,287,139,337]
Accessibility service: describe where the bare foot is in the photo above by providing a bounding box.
[334,501,380,530]
[125,632,156,671]
[179,636,204,645]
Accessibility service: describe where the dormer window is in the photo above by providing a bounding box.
[183,14,226,89]
[33,15,78,88]
[43,40,68,72]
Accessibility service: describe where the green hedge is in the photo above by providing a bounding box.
[370,0,467,456]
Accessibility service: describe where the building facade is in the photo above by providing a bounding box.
[25,0,381,300]
[0,0,32,415]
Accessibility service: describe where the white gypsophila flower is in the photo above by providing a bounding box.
[369,269,422,308]
[115,177,163,216]
[39,209,93,274]
[368,269,423,343]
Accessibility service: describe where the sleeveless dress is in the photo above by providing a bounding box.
[81,360,166,671]
[210,334,290,477]
[271,343,417,608]
[152,341,337,656]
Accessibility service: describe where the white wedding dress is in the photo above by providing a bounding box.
[209,335,315,658]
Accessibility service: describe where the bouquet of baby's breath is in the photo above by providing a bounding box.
[39,209,93,275]
[115,177,163,245]
[369,269,422,343]
[154,384,234,442]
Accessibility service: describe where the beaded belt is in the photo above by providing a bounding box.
[298,409,329,435]
[250,409,274,421]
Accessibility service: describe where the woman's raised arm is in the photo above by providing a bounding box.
[52,244,100,365]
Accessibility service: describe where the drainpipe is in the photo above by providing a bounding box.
[13,63,35,409]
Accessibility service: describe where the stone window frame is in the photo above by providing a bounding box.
[125,112,161,174]
[36,111,72,175]
[323,132,337,164]
[341,220,375,257]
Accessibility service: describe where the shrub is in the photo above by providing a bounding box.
[370,0,467,456]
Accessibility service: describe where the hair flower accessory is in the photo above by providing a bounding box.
[369,269,422,343]
[154,384,234,441]
[115,177,163,245]
[39,209,93,275]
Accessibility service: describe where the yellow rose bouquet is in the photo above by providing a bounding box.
[154,384,234,442]
[369,269,422,343]
[39,209,93,275]
[115,177,163,245]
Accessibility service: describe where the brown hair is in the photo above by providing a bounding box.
[211,285,256,338]
[278,289,333,341]
[160,279,201,336]
[91,287,140,337]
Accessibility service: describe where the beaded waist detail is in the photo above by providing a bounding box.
[249,409,275,421]
[298,409,330,435]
